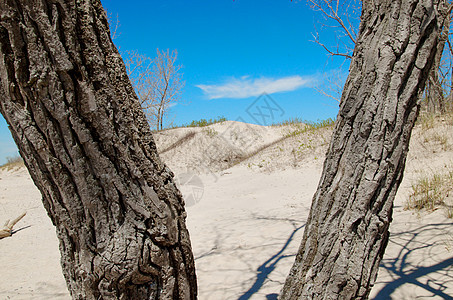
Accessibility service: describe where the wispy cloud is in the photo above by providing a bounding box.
[196,75,315,100]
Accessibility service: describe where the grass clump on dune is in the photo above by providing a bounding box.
[155,116,227,132]
[0,156,24,171]
[185,116,227,128]
[284,118,335,138]
[406,165,453,218]
[271,117,305,126]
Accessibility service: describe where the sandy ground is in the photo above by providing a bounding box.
[1,118,452,299]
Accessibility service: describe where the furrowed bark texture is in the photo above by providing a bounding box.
[280,0,449,299]
[0,0,197,299]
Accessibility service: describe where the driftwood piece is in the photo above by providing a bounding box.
[0,212,26,239]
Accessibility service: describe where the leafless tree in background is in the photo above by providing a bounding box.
[108,14,184,131]
[124,51,156,122]
[152,49,184,131]
[125,49,184,131]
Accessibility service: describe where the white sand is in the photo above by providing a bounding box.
[1,118,452,299]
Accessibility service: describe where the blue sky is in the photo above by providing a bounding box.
[0,0,351,165]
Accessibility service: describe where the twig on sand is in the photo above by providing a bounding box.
[0,212,26,239]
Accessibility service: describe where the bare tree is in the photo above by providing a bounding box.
[124,49,184,131]
[0,0,196,299]
[152,49,184,131]
[124,51,157,124]
[280,0,451,299]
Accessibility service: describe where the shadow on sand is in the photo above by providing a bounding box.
[237,219,453,299]
[238,219,304,300]
[373,222,453,299]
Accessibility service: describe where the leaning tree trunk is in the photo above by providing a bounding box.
[280,0,449,299]
[449,36,453,109]
[427,6,451,113]
[0,0,196,299]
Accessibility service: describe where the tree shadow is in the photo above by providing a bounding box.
[11,225,32,235]
[265,293,278,300]
[238,218,304,300]
[373,222,453,299]
[191,210,307,300]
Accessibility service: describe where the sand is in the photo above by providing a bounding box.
[1,118,452,299]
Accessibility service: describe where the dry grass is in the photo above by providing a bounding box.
[0,156,24,171]
[202,127,219,137]
[415,111,453,154]
[405,164,453,218]
[417,112,437,130]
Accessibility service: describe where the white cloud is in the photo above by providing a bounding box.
[196,75,314,100]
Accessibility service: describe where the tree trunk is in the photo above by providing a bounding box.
[0,1,197,299]
[280,0,449,299]
[156,107,161,131]
[449,37,453,110]
[427,6,451,113]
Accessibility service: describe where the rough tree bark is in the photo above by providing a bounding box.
[0,0,197,299]
[280,0,449,299]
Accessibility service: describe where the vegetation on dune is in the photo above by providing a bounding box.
[232,118,335,169]
[271,117,306,126]
[0,156,24,171]
[185,116,227,128]
[156,116,227,132]
[405,110,453,218]
[282,118,335,138]
[406,164,453,218]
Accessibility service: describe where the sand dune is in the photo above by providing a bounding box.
[1,117,452,299]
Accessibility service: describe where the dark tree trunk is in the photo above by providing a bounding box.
[427,6,451,113]
[280,0,449,299]
[0,0,197,299]
[448,35,453,109]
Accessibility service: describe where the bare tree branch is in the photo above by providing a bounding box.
[308,0,360,59]
[314,69,346,103]
[311,30,353,59]
[107,12,121,40]
[0,212,26,239]
[309,0,357,44]
[306,0,360,103]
